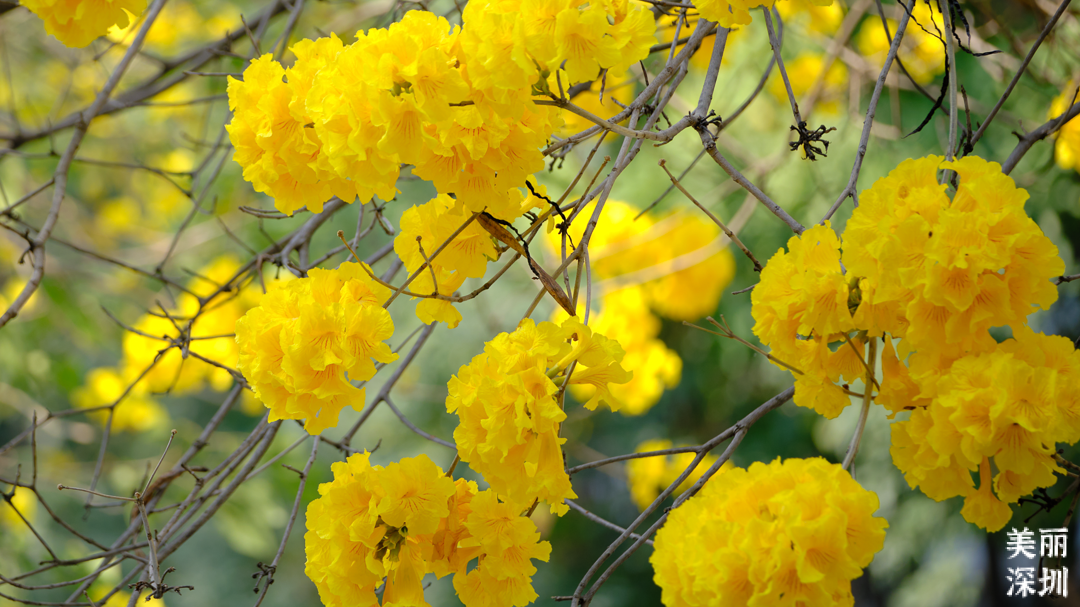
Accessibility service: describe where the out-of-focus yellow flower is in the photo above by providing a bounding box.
[776,0,844,35]
[557,70,635,137]
[550,200,736,322]
[857,1,945,85]
[23,0,146,48]
[1,486,37,532]
[656,14,749,71]
[625,439,724,510]
[1,278,42,315]
[71,367,167,433]
[1049,83,1080,173]
[109,3,237,53]
[651,457,887,607]
[90,588,166,607]
[122,255,278,397]
[768,51,848,114]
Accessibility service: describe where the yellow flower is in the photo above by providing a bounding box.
[1,486,37,533]
[651,458,887,607]
[23,0,146,48]
[550,200,736,321]
[71,368,167,433]
[555,6,623,83]
[752,222,862,418]
[1049,83,1080,173]
[226,3,649,220]
[695,0,777,29]
[767,51,847,114]
[890,327,1080,531]
[625,439,723,510]
[236,262,397,434]
[119,255,283,398]
[857,1,945,85]
[447,317,631,514]
[776,0,844,35]
[304,453,549,607]
[555,287,681,416]
[394,194,500,328]
[375,456,456,536]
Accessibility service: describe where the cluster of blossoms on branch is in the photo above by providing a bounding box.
[448,317,631,515]
[236,262,397,434]
[652,458,887,607]
[225,0,657,218]
[305,453,550,607]
[752,155,1080,531]
[393,188,550,328]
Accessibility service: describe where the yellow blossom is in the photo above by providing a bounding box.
[554,287,681,416]
[304,453,549,607]
[71,368,167,433]
[767,51,847,114]
[447,317,631,514]
[236,262,397,434]
[776,0,844,35]
[891,327,1080,531]
[550,200,736,321]
[1049,83,1080,173]
[857,1,945,85]
[625,439,723,510]
[23,0,146,48]
[651,457,887,607]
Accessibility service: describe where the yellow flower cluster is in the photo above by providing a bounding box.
[892,327,1080,532]
[697,0,833,29]
[447,317,632,515]
[751,222,861,419]
[1050,83,1080,173]
[857,1,945,85]
[752,155,1075,530]
[305,453,550,607]
[394,194,499,328]
[553,287,681,416]
[625,439,720,510]
[842,156,1064,404]
[392,184,551,328]
[23,0,145,48]
[235,262,398,434]
[754,156,1065,417]
[652,457,887,607]
[227,4,657,218]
